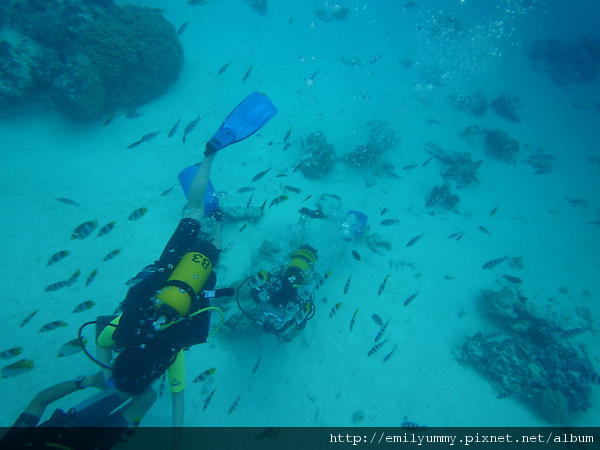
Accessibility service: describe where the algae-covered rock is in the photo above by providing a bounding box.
[75,5,183,114]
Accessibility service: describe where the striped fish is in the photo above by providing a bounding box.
[128,207,147,220]
[56,198,80,207]
[252,357,260,375]
[183,116,200,143]
[349,309,359,333]
[71,220,97,240]
[193,368,216,383]
[482,256,508,269]
[168,119,181,138]
[97,222,116,237]
[20,310,38,328]
[382,344,398,362]
[329,302,341,317]
[203,387,218,412]
[58,337,86,357]
[73,300,95,313]
[103,249,121,261]
[343,274,352,294]
[177,21,190,36]
[377,275,390,296]
[381,218,400,226]
[374,319,390,343]
[242,65,253,82]
[228,394,241,414]
[406,233,423,247]
[367,338,388,357]
[218,62,231,75]
[39,321,68,332]
[86,269,98,287]
[1,359,34,378]
[46,250,70,266]
[403,290,420,307]
[0,347,23,360]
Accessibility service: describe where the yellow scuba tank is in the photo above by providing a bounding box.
[286,245,317,285]
[155,251,213,321]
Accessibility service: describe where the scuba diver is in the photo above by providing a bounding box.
[54,92,277,447]
[235,204,367,341]
[0,372,156,449]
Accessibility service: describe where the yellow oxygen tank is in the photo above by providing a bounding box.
[287,245,317,279]
[155,251,212,318]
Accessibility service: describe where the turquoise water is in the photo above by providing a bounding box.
[1,0,599,430]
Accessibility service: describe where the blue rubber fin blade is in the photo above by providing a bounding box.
[206,92,278,153]
[177,164,219,215]
[346,210,368,238]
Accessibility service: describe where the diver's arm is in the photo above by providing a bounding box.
[171,391,184,450]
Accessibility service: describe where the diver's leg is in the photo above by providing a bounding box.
[184,153,216,219]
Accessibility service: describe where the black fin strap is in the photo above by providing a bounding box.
[163,280,198,304]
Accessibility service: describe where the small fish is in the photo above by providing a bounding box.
[259,199,267,211]
[183,116,200,143]
[282,142,292,152]
[126,131,159,149]
[58,337,86,357]
[370,55,382,64]
[374,319,390,342]
[237,186,255,193]
[67,269,81,286]
[403,1,419,9]
[168,119,181,138]
[71,220,98,240]
[478,225,492,235]
[496,392,516,399]
[228,394,241,414]
[275,174,288,178]
[381,218,400,226]
[46,250,70,266]
[421,156,434,167]
[351,250,361,261]
[367,338,388,357]
[382,344,398,362]
[283,126,293,142]
[489,206,498,218]
[448,231,462,239]
[299,207,324,219]
[44,280,70,292]
[246,192,254,208]
[372,314,383,327]
[401,421,426,429]
[20,310,39,328]
[252,357,261,375]
[302,195,312,202]
[323,193,341,201]
[103,115,114,126]
[502,274,522,284]
[128,207,148,220]
[404,290,420,307]
[188,0,209,5]
[284,185,302,194]
[56,198,81,207]
[377,275,390,296]
[218,62,231,75]
[103,249,121,262]
[0,347,23,360]
[380,208,387,215]
[203,387,218,412]
[85,270,98,287]
[402,164,418,170]
[406,233,423,247]
[456,232,465,241]
[580,372,600,385]
[39,321,68,332]
[343,274,352,294]
[161,187,174,197]
[252,168,271,182]
[256,427,279,440]
[177,21,190,35]
[349,309,359,332]
[269,194,288,208]
[73,300,95,313]
[242,65,253,82]
[426,118,440,125]
[125,111,142,119]
[97,222,116,238]
[239,223,248,233]
[329,302,341,318]
[561,328,589,339]
[425,195,445,208]
[1,359,34,378]
[482,256,508,269]
[193,368,216,383]
[534,168,552,175]
[316,271,332,289]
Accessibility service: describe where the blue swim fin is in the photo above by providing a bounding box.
[205,92,278,155]
[178,164,220,215]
